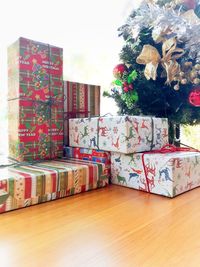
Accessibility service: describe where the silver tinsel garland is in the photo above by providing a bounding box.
[123,0,200,62]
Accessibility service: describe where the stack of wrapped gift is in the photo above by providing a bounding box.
[64,146,111,178]
[0,159,108,214]
[63,81,100,145]
[8,37,64,161]
[63,81,111,180]
[4,37,108,214]
[69,115,200,197]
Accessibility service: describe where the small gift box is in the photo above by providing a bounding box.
[64,146,111,177]
[63,81,100,145]
[69,115,168,153]
[111,145,200,197]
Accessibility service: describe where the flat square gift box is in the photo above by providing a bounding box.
[64,146,111,177]
[63,81,100,145]
[0,159,108,214]
[111,147,200,198]
[69,115,169,154]
[8,37,64,161]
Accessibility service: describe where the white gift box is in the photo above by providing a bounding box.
[111,149,200,197]
[69,115,168,153]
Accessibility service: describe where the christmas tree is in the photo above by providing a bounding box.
[104,0,200,143]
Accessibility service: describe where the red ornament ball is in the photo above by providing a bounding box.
[123,86,129,93]
[182,0,196,9]
[189,87,200,107]
[113,64,128,79]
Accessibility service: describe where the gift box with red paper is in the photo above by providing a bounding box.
[64,146,111,177]
[63,81,100,145]
[8,37,64,161]
[111,145,200,197]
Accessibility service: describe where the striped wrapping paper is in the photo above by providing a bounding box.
[0,159,108,214]
[63,81,100,145]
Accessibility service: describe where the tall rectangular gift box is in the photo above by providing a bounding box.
[8,37,64,161]
[111,148,200,197]
[63,81,100,145]
[69,115,168,153]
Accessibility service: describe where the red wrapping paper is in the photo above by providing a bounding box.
[64,146,111,177]
[63,81,100,145]
[8,37,63,161]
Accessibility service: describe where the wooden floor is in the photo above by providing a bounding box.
[1,185,200,267]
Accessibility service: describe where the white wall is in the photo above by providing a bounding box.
[0,0,142,155]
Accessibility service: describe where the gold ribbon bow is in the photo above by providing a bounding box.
[136,38,184,85]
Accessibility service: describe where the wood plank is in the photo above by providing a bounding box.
[0,185,200,267]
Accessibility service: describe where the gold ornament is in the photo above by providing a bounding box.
[195,64,200,70]
[179,71,185,77]
[184,62,193,68]
[190,70,198,79]
[180,78,187,85]
[174,84,180,91]
[193,78,200,85]
[173,76,179,81]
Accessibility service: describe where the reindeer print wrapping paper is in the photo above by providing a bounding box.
[111,151,200,197]
[69,116,168,154]
[69,117,98,149]
[0,159,108,214]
